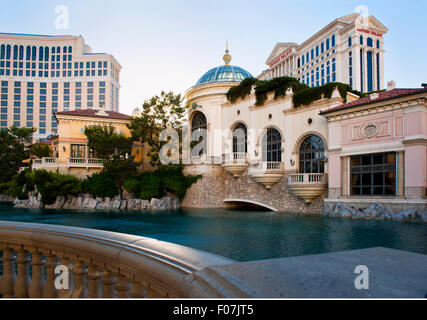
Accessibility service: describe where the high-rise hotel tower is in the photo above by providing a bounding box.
[258,13,388,93]
[0,33,121,140]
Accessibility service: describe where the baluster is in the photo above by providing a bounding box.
[14,248,30,298]
[0,248,16,298]
[57,256,74,298]
[72,260,88,298]
[42,253,58,298]
[28,249,45,298]
[101,268,116,298]
[130,280,147,298]
[87,263,101,298]
[115,273,130,298]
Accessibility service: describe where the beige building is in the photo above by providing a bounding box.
[0,33,121,140]
[259,13,388,93]
[33,109,143,179]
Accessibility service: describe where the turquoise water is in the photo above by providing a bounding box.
[0,203,426,262]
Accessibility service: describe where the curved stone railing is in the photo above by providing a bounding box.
[0,221,235,298]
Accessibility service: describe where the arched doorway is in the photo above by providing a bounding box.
[299,135,325,173]
[232,123,247,154]
[191,112,207,157]
[263,128,282,162]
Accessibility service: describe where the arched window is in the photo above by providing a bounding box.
[331,35,336,47]
[31,46,37,60]
[263,129,282,162]
[321,42,324,54]
[348,37,352,47]
[39,46,44,61]
[191,112,207,157]
[299,135,325,174]
[6,45,11,59]
[376,40,380,49]
[367,37,373,47]
[19,45,24,60]
[360,35,364,45]
[0,45,5,59]
[26,46,31,60]
[44,47,49,61]
[13,45,18,60]
[233,123,247,153]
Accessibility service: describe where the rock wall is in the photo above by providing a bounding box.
[12,193,180,211]
[323,202,427,223]
[182,166,326,214]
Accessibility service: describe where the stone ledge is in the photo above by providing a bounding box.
[189,247,427,298]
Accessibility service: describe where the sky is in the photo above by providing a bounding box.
[0,0,426,115]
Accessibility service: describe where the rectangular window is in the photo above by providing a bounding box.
[351,153,396,196]
[71,144,86,158]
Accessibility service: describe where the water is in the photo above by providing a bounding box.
[0,203,426,262]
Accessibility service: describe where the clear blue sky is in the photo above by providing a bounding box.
[1,0,426,115]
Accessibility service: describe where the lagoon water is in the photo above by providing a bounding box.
[0,203,426,262]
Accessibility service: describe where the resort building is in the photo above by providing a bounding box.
[258,13,388,93]
[0,33,121,140]
[321,82,427,213]
[32,109,143,179]
[182,45,426,214]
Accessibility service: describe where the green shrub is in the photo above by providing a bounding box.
[123,165,201,201]
[226,77,363,108]
[32,170,82,205]
[82,172,119,199]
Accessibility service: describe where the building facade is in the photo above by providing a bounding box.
[32,109,143,179]
[182,45,426,214]
[0,33,121,140]
[258,13,388,93]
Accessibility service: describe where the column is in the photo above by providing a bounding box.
[0,248,16,298]
[28,250,45,298]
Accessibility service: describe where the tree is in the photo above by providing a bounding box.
[127,91,186,166]
[84,125,133,160]
[30,143,53,159]
[0,126,35,183]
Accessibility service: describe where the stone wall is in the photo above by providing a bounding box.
[182,165,326,214]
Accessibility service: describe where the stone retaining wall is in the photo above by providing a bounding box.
[182,165,326,214]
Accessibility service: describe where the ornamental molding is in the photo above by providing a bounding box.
[360,122,379,139]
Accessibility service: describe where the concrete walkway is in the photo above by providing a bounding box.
[193,247,427,298]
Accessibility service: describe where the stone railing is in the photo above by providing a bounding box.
[223,152,247,163]
[0,221,235,298]
[287,173,328,185]
[250,161,284,173]
[32,157,58,169]
[67,158,104,168]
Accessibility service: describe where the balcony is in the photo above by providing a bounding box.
[221,152,249,178]
[287,173,328,204]
[67,157,104,169]
[32,157,104,170]
[249,162,285,189]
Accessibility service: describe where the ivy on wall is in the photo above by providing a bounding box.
[226,77,367,108]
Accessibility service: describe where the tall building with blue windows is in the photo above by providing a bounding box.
[0,33,121,140]
[258,13,388,93]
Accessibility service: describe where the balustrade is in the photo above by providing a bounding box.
[0,221,235,298]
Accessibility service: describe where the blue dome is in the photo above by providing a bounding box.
[195,65,253,86]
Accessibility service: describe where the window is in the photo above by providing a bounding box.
[232,123,247,154]
[351,153,396,196]
[263,128,282,162]
[299,135,325,173]
[360,36,363,45]
[191,112,207,157]
[367,37,373,47]
[331,35,336,47]
[348,37,352,47]
[71,144,86,158]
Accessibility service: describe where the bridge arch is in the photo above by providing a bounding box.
[223,199,278,212]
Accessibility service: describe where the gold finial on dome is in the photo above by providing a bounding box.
[223,41,232,65]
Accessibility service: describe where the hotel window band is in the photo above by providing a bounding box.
[350,152,396,196]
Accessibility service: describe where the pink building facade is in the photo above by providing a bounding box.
[321,86,427,212]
